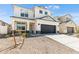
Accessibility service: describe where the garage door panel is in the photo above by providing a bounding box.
[41,24,56,34]
[67,27,74,33]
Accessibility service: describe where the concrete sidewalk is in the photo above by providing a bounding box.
[46,34,79,52]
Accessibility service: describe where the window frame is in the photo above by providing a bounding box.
[21,13,28,17]
[21,13,25,17]
[45,11,48,15]
[25,13,28,17]
[39,10,43,14]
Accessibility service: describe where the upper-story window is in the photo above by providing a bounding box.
[21,13,25,17]
[45,11,48,15]
[21,13,28,17]
[25,14,28,17]
[39,10,43,14]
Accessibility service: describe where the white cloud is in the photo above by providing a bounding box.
[45,6,48,9]
[49,5,52,8]
[53,5,60,9]
[45,5,53,9]
[45,5,60,9]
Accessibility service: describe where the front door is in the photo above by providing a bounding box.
[29,23,35,34]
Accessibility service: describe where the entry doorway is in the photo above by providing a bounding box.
[29,23,35,34]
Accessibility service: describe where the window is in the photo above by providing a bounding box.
[17,26,21,30]
[45,11,48,15]
[21,13,25,17]
[22,26,25,30]
[21,13,28,17]
[16,22,26,30]
[25,14,28,17]
[17,26,25,30]
[39,10,43,14]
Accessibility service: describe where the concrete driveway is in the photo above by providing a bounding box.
[46,34,79,52]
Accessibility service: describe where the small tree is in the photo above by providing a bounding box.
[20,32,27,49]
[12,30,17,48]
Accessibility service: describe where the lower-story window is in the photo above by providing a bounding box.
[16,22,26,31]
[17,25,25,30]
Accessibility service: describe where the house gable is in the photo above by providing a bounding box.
[38,16,56,22]
[66,20,76,27]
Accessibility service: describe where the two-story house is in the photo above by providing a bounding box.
[11,5,59,34]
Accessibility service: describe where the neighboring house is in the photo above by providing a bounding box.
[57,14,77,33]
[11,5,77,34]
[0,20,11,34]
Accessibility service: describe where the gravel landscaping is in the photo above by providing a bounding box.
[0,36,78,54]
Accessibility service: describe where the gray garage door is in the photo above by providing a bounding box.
[41,24,56,34]
[67,27,74,33]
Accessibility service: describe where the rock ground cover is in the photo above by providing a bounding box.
[0,36,78,54]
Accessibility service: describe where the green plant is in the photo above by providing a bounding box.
[5,35,10,38]
[22,33,27,37]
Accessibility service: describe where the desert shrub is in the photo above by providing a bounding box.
[21,32,29,38]
[0,34,10,38]
[0,34,5,38]
[22,33,26,37]
[26,32,29,37]
[5,35,10,38]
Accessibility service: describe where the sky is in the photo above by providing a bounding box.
[0,4,79,25]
